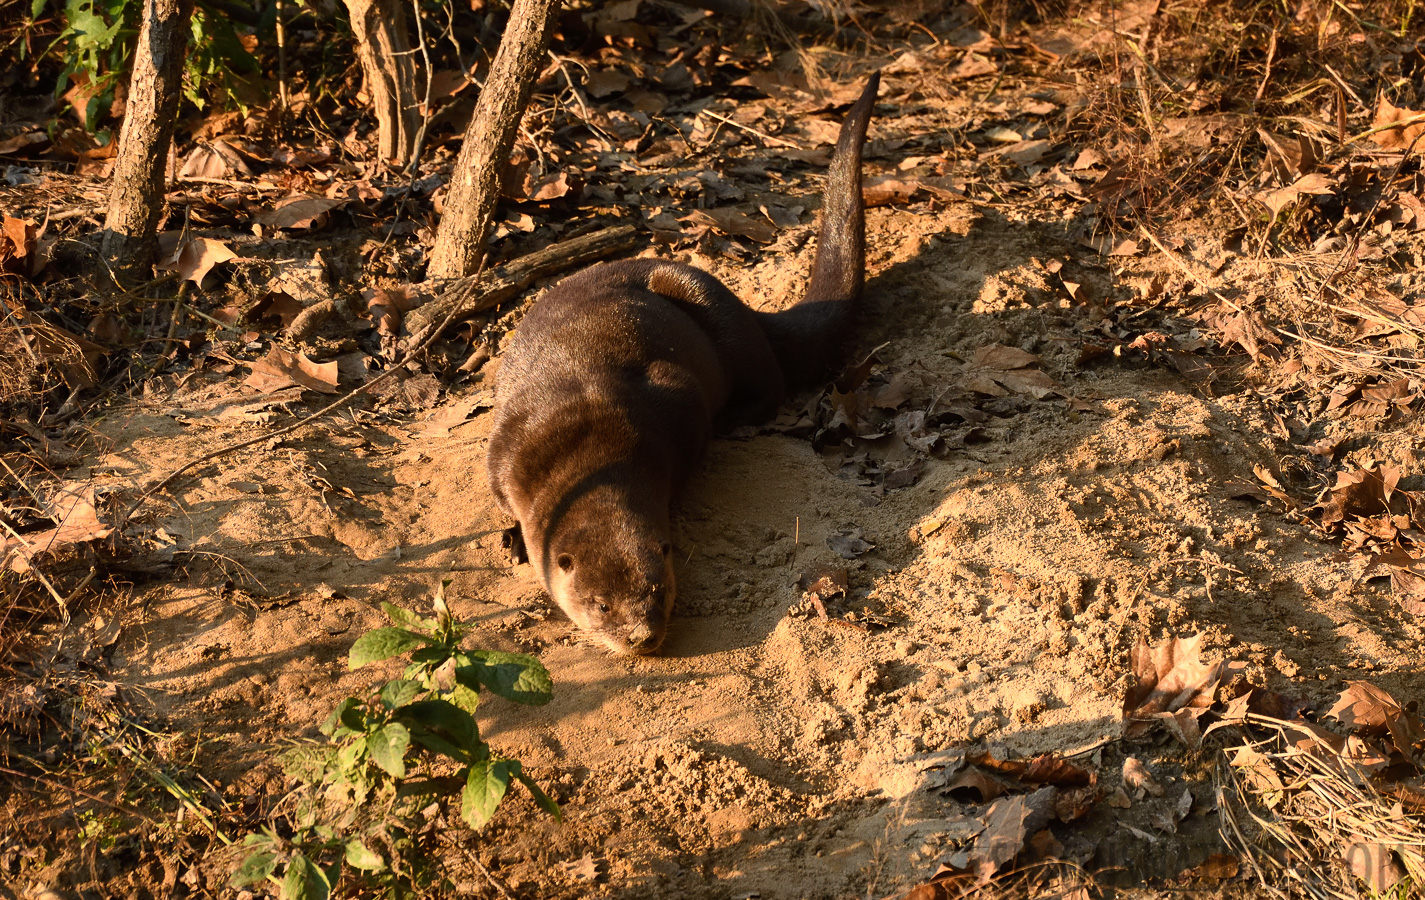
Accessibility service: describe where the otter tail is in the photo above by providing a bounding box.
[755,72,878,391]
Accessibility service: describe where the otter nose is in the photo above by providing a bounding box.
[626,622,660,653]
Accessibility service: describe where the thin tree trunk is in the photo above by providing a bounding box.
[427,0,560,280]
[100,0,194,284]
[343,0,421,166]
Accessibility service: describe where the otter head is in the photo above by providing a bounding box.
[540,522,677,656]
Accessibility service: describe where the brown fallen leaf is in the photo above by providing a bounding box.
[521,170,575,202]
[0,215,38,276]
[684,207,779,243]
[945,767,1008,804]
[2,482,113,574]
[252,194,344,230]
[1185,853,1240,881]
[160,235,237,285]
[555,852,604,882]
[1314,463,1411,531]
[1327,680,1424,759]
[1123,633,1227,744]
[797,565,849,603]
[0,131,49,156]
[965,344,1061,399]
[826,525,874,559]
[244,347,339,394]
[1122,757,1164,798]
[423,392,494,436]
[1363,546,1425,613]
[1372,96,1425,151]
[1344,841,1406,894]
[862,175,963,207]
[248,291,306,328]
[179,139,253,178]
[969,751,1094,787]
[1199,304,1282,360]
[1254,172,1335,219]
[966,787,1055,883]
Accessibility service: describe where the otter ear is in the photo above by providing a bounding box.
[659,542,672,557]
[557,553,574,573]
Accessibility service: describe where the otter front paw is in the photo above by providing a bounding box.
[501,524,529,565]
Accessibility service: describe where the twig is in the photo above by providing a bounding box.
[1254,25,1278,104]
[275,0,290,114]
[697,108,803,150]
[402,224,639,341]
[1137,226,1244,312]
[0,762,160,824]
[468,849,518,900]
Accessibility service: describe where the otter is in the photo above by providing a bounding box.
[487,73,878,654]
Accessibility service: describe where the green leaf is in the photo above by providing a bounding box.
[461,759,513,829]
[336,735,368,774]
[349,628,431,669]
[399,699,480,748]
[408,729,467,763]
[281,852,330,900]
[400,699,482,763]
[379,678,424,711]
[344,838,386,872]
[321,697,361,737]
[408,646,451,668]
[455,651,553,706]
[367,723,410,779]
[381,602,432,632]
[446,681,481,716]
[230,849,279,887]
[515,767,563,820]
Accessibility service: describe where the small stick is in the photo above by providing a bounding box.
[275,0,290,113]
[1137,227,1244,312]
[697,108,803,150]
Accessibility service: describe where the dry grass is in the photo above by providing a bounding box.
[1219,718,1425,900]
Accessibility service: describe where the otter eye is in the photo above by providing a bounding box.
[597,602,611,614]
[557,553,574,573]
[659,542,672,557]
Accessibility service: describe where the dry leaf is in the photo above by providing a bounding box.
[1372,96,1425,151]
[684,207,779,243]
[161,236,237,285]
[253,194,344,230]
[244,347,339,394]
[1123,633,1226,745]
[827,526,874,559]
[1186,853,1239,881]
[3,482,112,574]
[1122,757,1164,798]
[1344,841,1406,894]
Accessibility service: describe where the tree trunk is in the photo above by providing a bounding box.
[343,0,421,166]
[100,0,194,284]
[427,0,560,280]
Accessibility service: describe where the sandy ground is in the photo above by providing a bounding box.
[47,193,1422,898]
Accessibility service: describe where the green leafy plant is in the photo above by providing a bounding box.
[34,0,263,131]
[232,588,558,899]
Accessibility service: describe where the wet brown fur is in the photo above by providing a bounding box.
[487,74,879,654]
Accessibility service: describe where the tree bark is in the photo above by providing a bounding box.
[100,0,194,284]
[427,0,560,280]
[343,0,421,166]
